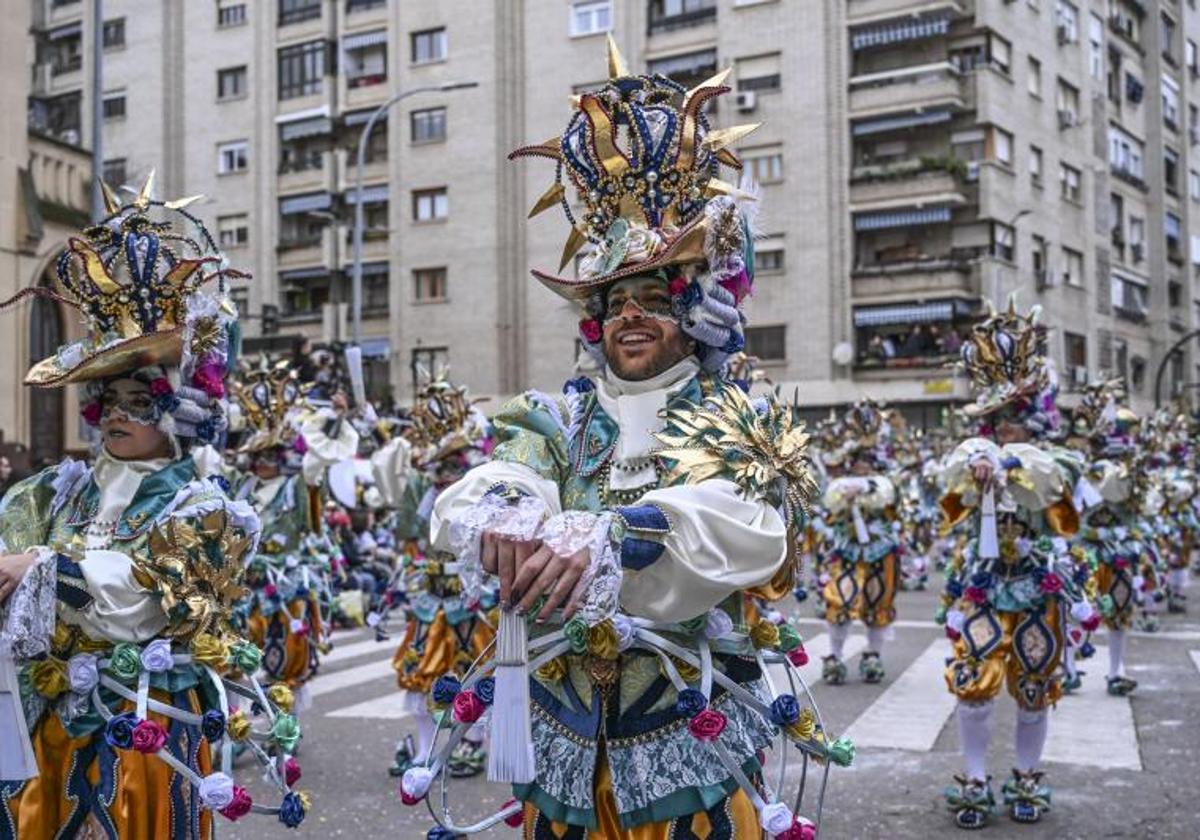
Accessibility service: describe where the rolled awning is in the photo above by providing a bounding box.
[343,109,387,127]
[279,267,330,283]
[854,206,952,231]
[853,301,957,327]
[48,22,82,40]
[280,116,332,141]
[343,29,387,51]
[279,192,332,215]
[852,109,952,136]
[345,261,389,276]
[851,16,951,50]
[359,336,391,358]
[345,184,389,204]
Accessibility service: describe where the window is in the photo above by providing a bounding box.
[1064,331,1087,370]
[1110,192,1125,248]
[1191,105,1200,143]
[757,246,784,273]
[745,148,783,183]
[1062,246,1084,286]
[1055,0,1078,43]
[1165,147,1180,195]
[363,198,388,232]
[413,188,448,221]
[413,267,448,302]
[344,32,387,88]
[1163,77,1181,130]
[411,107,447,143]
[217,66,247,101]
[218,2,247,27]
[347,0,387,11]
[102,92,126,120]
[43,26,82,75]
[102,158,127,187]
[1166,211,1183,260]
[1108,126,1144,183]
[411,347,449,380]
[1027,57,1042,96]
[217,140,249,174]
[102,18,125,49]
[992,222,1016,261]
[1189,39,1199,77]
[1111,272,1149,318]
[1129,216,1145,262]
[1032,235,1048,281]
[279,115,331,173]
[363,265,390,312]
[229,287,250,319]
[990,127,1013,165]
[411,28,447,64]
[28,92,81,143]
[278,41,326,100]
[737,53,781,93]
[1056,78,1080,125]
[282,274,331,316]
[278,201,327,247]
[570,1,612,36]
[1030,145,1043,185]
[1060,163,1081,202]
[217,213,250,248]
[1162,12,1178,63]
[1190,170,1200,201]
[745,325,786,361]
[279,0,321,26]
[649,0,717,32]
[989,34,1012,74]
[1088,13,1103,79]
[647,49,718,90]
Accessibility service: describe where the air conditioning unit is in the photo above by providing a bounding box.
[1057,109,1077,130]
[1130,242,1145,262]
[1072,366,1089,387]
[1056,24,1071,45]
[1035,268,1054,290]
[735,91,757,113]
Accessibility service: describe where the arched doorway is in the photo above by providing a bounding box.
[28,269,64,467]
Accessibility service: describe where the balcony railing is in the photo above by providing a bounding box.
[51,56,82,76]
[277,236,323,252]
[278,150,325,174]
[279,2,321,26]
[648,4,716,34]
[346,0,386,11]
[348,73,387,89]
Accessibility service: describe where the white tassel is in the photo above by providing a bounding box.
[978,487,999,559]
[487,609,535,784]
[0,647,39,780]
[851,501,869,545]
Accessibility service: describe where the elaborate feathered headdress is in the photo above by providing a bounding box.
[1069,378,1139,459]
[229,356,308,452]
[407,373,490,469]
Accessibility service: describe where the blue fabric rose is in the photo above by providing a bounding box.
[674,688,708,718]
[769,694,801,727]
[427,827,461,840]
[104,712,138,750]
[1000,455,1022,470]
[969,571,994,589]
[201,710,226,742]
[431,675,461,705]
[1079,641,1096,658]
[277,791,306,828]
[195,418,216,442]
[474,676,495,706]
[793,586,808,604]
[946,579,964,598]
[720,330,746,354]
[208,474,231,495]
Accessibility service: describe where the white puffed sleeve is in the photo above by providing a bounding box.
[430,460,563,552]
[822,475,895,514]
[69,549,169,643]
[369,436,413,509]
[1000,443,1068,511]
[619,479,787,623]
[300,410,360,487]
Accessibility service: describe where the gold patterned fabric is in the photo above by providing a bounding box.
[944,603,1065,711]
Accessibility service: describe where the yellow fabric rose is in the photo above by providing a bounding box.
[535,657,566,683]
[267,683,295,713]
[191,633,231,670]
[784,707,816,741]
[226,709,252,742]
[661,656,700,684]
[30,658,69,699]
[750,620,780,650]
[586,621,620,661]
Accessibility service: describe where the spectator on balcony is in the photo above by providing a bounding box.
[0,455,13,501]
[901,324,936,358]
[941,327,963,356]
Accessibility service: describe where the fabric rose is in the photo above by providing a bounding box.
[198,772,235,810]
[104,712,138,750]
[965,586,988,606]
[285,757,302,787]
[400,766,434,804]
[67,654,100,695]
[1070,600,1094,623]
[1081,614,1101,632]
[431,675,461,706]
[452,690,486,724]
[535,657,565,683]
[750,619,780,650]
[784,708,816,742]
[563,617,589,654]
[140,639,175,674]
[29,658,69,699]
[191,634,231,670]
[271,713,302,753]
[826,735,856,767]
[579,318,602,344]
[107,643,143,682]
[687,708,727,742]
[776,623,802,652]
[587,621,620,660]
[229,643,262,673]
[192,361,227,399]
[663,655,700,684]
[278,791,310,828]
[674,688,708,718]
[268,683,296,713]
[769,694,801,727]
[201,710,226,742]
[760,801,795,835]
[218,785,253,821]
[131,719,168,754]
[1039,572,1063,595]
[612,615,636,651]
[786,647,809,667]
[226,709,252,742]
[776,818,817,840]
[473,676,495,706]
[668,275,689,297]
[81,401,103,426]
[427,827,460,840]
[502,797,524,828]
[717,268,752,304]
[945,609,966,633]
[149,377,173,397]
[704,609,734,640]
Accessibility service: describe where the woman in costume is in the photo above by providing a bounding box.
[0,180,308,837]
[937,300,1096,829]
[813,400,903,684]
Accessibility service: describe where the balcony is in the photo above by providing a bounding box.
[25,131,91,238]
[847,0,966,26]
[50,55,81,76]
[648,2,716,35]
[849,158,971,210]
[278,150,331,194]
[849,61,966,118]
[346,0,386,11]
[279,1,321,26]
[852,254,982,302]
[852,297,979,372]
[277,224,335,270]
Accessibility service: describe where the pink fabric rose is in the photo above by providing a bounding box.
[131,719,168,754]
[668,275,689,296]
[1081,614,1101,632]
[285,757,302,786]
[218,786,253,821]
[1039,573,1063,595]
[192,362,226,399]
[579,318,602,344]
[945,626,962,642]
[687,708,727,742]
[787,647,809,667]
[452,690,486,724]
[502,798,524,827]
[965,586,988,606]
[149,377,174,397]
[81,401,103,426]
[717,268,752,303]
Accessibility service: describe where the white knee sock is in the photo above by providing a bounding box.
[866,625,887,655]
[415,706,437,760]
[1063,645,1077,679]
[1014,707,1049,772]
[1108,629,1126,679]
[1169,568,1187,592]
[957,700,994,781]
[828,621,849,659]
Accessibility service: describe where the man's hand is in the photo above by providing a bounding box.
[510,544,590,622]
[481,532,541,608]
[971,460,994,488]
[0,552,37,604]
[331,392,350,415]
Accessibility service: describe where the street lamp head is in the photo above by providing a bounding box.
[439,81,479,91]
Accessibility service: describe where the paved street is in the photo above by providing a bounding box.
[226,586,1200,839]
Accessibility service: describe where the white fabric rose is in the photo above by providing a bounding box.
[198,771,235,809]
[1070,600,1094,623]
[612,615,636,652]
[945,609,966,633]
[704,609,734,640]
[140,639,174,674]
[401,766,434,798]
[67,654,99,695]
[289,618,307,634]
[759,801,794,834]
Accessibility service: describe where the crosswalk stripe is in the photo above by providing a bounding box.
[309,658,396,698]
[843,638,958,751]
[326,690,414,720]
[1044,646,1141,770]
[322,638,392,666]
[1190,650,1200,677]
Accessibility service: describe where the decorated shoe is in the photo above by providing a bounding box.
[1106,675,1138,696]
[1061,672,1083,694]
[1135,613,1160,632]
[1167,592,1187,614]
[447,739,487,778]
[821,654,847,685]
[945,775,995,830]
[1001,769,1050,824]
[388,735,416,777]
[859,651,885,684]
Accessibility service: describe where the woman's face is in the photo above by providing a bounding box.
[99,378,173,460]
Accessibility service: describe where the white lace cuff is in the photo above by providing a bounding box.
[539,511,621,624]
[0,547,57,661]
[447,492,548,601]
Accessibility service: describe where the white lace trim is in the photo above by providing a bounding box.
[0,547,57,661]
[539,511,621,624]
[448,493,548,602]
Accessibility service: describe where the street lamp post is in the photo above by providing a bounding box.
[350,81,479,347]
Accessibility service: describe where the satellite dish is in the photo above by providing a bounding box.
[832,342,854,366]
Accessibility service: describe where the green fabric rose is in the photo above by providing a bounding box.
[229,643,262,673]
[107,643,143,682]
[677,615,707,637]
[563,617,589,654]
[271,713,302,753]
[826,735,856,767]
[776,624,802,653]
